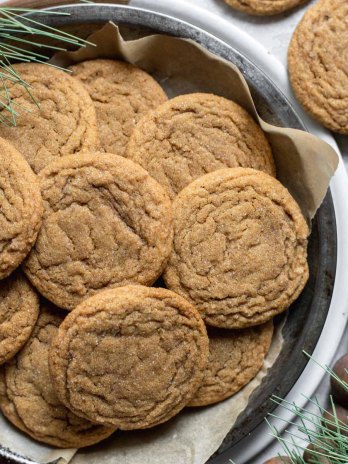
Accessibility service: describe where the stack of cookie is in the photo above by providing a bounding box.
[0,59,309,449]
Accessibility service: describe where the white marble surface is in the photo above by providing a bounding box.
[1,1,347,463]
[130,1,348,463]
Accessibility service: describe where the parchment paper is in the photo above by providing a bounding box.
[0,23,338,464]
[0,420,74,464]
[52,22,338,224]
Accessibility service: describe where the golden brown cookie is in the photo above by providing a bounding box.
[0,137,43,279]
[126,93,275,199]
[69,59,167,156]
[164,168,309,329]
[189,322,273,406]
[223,0,307,15]
[0,271,39,365]
[0,304,116,448]
[288,0,348,134]
[23,153,173,310]
[0,63,99,173]
[49,285,209,429]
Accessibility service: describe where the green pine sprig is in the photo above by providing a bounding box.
[0,5,93,126]
[267,352,348,464]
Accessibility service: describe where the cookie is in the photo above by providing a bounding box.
[126,93,275,199]
[164,168,309,329]
[223,0,307,15]
[23,153,173,310]
[0,137,43,279]
[288,0,348,134]
[0,304,116,448]
[49,285,209,429]
[69,59,167,156]
[0,271,39,365]
[0,63,99,173]
[189,322,273,406]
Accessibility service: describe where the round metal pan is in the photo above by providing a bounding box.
[0,4,337,464]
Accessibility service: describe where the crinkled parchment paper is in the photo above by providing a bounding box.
[53,22,338,224]
[0,22,338,464]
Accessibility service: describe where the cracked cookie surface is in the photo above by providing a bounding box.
[288,0,348,134]
[23,153,173,310]
[0,137,43,278]
[0,304,116,448]
[164,168,309,329]
[69,59,167,157]
[49,285,209,429]
[224,0,307,15]
[0,63,100,173]
[189,321,273,406]
[126,93,275,199]
[0,271,39,365]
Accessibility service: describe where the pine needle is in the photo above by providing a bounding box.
[0,3,93,126]
[267,353,348,463]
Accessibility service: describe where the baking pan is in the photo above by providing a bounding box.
[0,4,337,463]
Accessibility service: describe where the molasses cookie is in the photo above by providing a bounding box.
[0,271,39,365]
[0,137,43,278]
[0,305,116,448]
[126,93,275,199]
[0,63,100,173]
[23,153,173,310]
[164,168,309,329]
[189,322,273,406]
[223,0,307,15]
[49,286,209,429]
[288,0,348,134]
[69,59,167,156]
